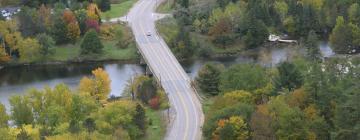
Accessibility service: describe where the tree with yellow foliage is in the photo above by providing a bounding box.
[87,3,101,21]
[18,38,41,62]
[79,68,111,102]
[212,116,250,140]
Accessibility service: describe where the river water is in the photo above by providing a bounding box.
[0,43,334,108]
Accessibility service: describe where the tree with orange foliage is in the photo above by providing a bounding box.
[79,68,111,102]
[0,46,10,62]
[63,10,80,43]
[63,10,77,24]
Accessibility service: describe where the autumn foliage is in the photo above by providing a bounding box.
[148,96,160,110]
[79,68,111,102]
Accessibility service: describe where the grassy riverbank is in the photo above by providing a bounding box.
[1,24,139,67]
[47,40,138,62]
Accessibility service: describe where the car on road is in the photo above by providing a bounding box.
[146,31,151,36]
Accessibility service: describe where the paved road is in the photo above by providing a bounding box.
[126,0,203,139]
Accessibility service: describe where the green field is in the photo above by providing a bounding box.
[101,0,137,19]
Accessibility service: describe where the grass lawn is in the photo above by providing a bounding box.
[48,40,138,62]
[142,108,166,140]
[101,0,137,19]
[156,0,174,13]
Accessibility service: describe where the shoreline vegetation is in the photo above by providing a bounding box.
[0,0,139,68]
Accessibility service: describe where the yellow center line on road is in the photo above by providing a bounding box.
[134,1,190,139]
[152,16,200,140]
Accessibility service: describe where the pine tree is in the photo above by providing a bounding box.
[80,30,104,54]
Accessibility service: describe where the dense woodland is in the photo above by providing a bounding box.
[163,0,360,60]
[178,0,360,139]
[0,68,168,139]
[196,57,359,140]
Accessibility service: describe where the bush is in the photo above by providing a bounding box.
[80,30,104,55]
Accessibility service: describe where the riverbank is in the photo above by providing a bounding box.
[0,23,140,68]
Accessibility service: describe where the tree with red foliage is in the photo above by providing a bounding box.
[148,96,160,110]
[86,19,100,33]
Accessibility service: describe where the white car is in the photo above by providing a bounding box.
[146,31,151,36]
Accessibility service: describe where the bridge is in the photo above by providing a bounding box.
[125,0,204,139]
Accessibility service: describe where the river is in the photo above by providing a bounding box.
[0,43,334,108]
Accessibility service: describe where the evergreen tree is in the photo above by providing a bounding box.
[196,63,224,96]
[274,62,304,92]
[80,30,104,54]
[305,30,320,61]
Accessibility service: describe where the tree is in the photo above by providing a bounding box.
[304,30,320,61]
[213,116,250,140]
[36,33,55,56]
[63,10,77,24]
[75,9,88,35]
[0,47,10,62]
[9,96,34,126]
[0,103,8,128]
[133,103,146,135]
[329,16,353,54]
[196,63,224,96]
[80,30,104,54]
[18,38,41,62]
[243,18,269,49]
[84,117,96,133]
[220,64,268,93]
[17,7,38,37]
[274,62,304,92]
[348,3,360,26]
[133,76,156,103]
[67,22,81,43]
[99,0,111,12]
[79,68,110,101]
[37,4,52,33]
[51,13,69,44]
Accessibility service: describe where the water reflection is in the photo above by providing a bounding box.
[0,63,144,108]
[184,44,333,79]
[0,43,335,108]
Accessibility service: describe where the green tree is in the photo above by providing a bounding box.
[243,18,269,49]
[0,103,8,128]
[133,104,146,135]
[196,63,224,96]
[304,30,320,61]
[80,30,104,54]
[9,96,34,126]
[99,0,111,12]
[348,3,360,26]
[220,64,268,93]
[329,16,353,54]
[18,38,41,62]
[274,62,304,92]
[36,33,55,56]
[51,12,69,44]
